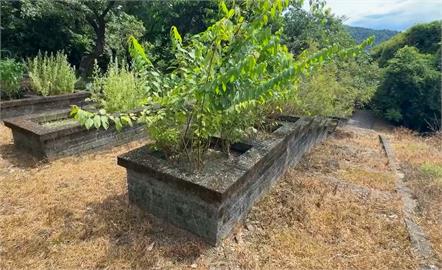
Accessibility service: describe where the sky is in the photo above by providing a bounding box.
[307,0,442,31]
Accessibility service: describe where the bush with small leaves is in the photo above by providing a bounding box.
[27,51,76,96]
[0,58,25,99]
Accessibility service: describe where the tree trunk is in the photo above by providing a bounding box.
[78,1,115,80]
[79,17,106,79]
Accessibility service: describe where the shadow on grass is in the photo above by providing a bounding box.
[0,143,42,169]
[85,193,210,268]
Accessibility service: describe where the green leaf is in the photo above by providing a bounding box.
[220,1,228,15]
[228,9,235,18]
[121,115,133,127]
[101,116,109,130]
[85,118,94,130]
[70,105,79,117]
[113,118,123,131]
[93,115,101,129]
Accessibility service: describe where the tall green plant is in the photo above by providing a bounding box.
[89,59,146,113]
[73,0,370,170]
[27,51,76,96]
[0,58,25,99]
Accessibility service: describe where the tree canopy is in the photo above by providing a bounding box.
[371,21,441,131]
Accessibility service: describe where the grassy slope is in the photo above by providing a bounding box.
[0,124,432,269]
[392,129,442,263]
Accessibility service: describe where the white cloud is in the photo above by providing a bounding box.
[304,0,442,30]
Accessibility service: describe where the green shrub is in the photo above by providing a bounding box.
[27,51,76,96]
[0,58,25,99]
[372,46,441,131]
[89,59,145,113]
[372,21,441,67]
[279,53,379,118]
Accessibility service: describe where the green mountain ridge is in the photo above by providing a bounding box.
[345,25,399,46]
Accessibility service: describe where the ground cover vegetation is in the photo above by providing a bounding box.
[71,0,373,170]
[392,129,442,262]
[0,121,422,269]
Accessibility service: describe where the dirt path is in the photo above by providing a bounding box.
[348,110,393,132]
[0,124,421,269]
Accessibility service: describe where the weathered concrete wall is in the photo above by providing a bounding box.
[0,91,89,120]
[5,110,145,161]
[42,125,145,160]
[119,117,332,245]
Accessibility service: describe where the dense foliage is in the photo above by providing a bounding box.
[89,59,146,113]
[124,0,219,71]
[0,0,217,76]
[345,26,398,47]
[372,21,441,67]
[284,54,379,117]
[371,21,441,131]
[2,0,379,166]
[0,58,25,99]
[72,0,371,169]
[27,51,77,96]
[372,46,441,131]
[281,0,379,117]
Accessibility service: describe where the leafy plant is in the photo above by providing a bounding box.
[71,56,148,131]
[0,58,25,99]
[73,0,370,170]
[281,53,379,118]
[89,59,146,113]
[27,51,77,96]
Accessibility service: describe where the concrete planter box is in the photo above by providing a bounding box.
[3,109,145,161]
[117,116,332,245]
[0,91,89,120]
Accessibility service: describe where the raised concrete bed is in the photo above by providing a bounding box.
[3,109,145,161]
[117,116,333,245]
[0,91,90,120]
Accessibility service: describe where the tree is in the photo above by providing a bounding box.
[60,0,116,78]
[281,0,379,117]
[372,46,441,131]
[372,21,441,67]
[1,0,145,78]
[0,0,87,63]
[123,0,219,70]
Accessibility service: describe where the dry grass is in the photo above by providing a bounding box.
[0,124,419,269]
[392,129,442,265]
[338,167,396,191]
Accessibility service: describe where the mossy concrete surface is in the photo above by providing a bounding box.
[0,91,89,120]
[3,109,145,161]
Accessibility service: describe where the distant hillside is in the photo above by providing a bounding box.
[345,26,399,46]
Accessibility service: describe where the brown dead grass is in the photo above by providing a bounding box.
[392,129,442,265]
[0,124,418,269]
[338,167,396,191]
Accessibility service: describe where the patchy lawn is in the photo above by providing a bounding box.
[0,124,419,269]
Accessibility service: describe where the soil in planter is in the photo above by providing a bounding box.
[147,136,253,174]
